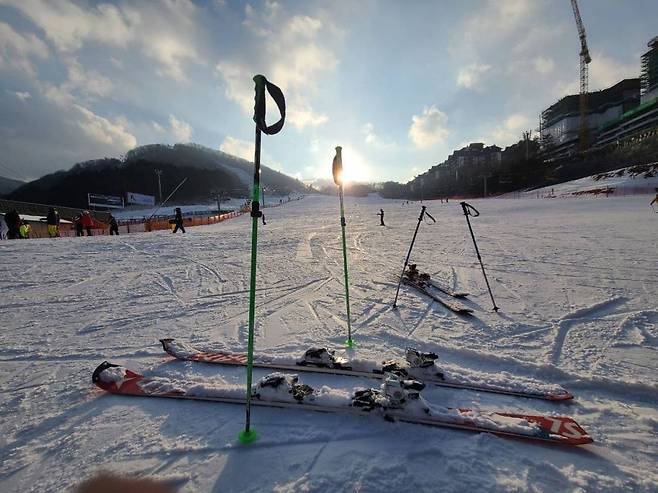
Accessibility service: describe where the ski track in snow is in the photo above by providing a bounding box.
[1,195,657,492]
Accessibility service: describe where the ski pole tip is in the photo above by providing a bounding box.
[238,429,258,445]
[345,338,355,348]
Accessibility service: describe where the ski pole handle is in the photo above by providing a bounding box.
[253,75,286,135]
[417,205,427,222]
[460,201,480,217]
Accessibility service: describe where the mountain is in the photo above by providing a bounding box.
[0,176,25,195]
[7,143,311,208]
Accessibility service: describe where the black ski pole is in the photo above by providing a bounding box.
[393,205,435,308]
[460,201,499,312]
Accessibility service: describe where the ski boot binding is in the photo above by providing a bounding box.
[298,348,350,369]
[253,372,314,402]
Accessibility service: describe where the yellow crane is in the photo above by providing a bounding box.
[570,0,592,151]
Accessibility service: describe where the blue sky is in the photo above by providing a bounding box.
[1,0,656,183]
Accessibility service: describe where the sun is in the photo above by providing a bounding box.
[338,146,370,184]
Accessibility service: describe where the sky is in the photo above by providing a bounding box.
[1,0,656,184]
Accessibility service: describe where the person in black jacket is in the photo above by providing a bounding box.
[108,214,119,235]
[377,209,385,226]
[46,207,60,238]
[172,207,185,233]
[4,209,21,239]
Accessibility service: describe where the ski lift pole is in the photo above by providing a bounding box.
[332,147,354,347]
[460,201,499,312]
[146,177,188,221]
[239,74,285,445]
[393,205,435,308]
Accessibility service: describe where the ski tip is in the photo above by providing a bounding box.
[159,338,174,350]
[92,361,119,384]
[548,391,575,401]
[238,429,258,445]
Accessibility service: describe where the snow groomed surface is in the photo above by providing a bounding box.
[2,194,658,492]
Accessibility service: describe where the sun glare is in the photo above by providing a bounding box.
[337,147,370,184]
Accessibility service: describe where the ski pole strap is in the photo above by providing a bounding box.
[424,210,436,223]
[460,201,480,217]
[253,75,286,135]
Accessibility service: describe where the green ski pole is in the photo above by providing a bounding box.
[332,146,353,347]
[238,74,285,445]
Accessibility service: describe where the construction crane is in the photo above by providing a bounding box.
[570,0,592,151]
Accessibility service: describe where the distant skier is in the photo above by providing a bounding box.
[108,214,119,235]
[650,188,658,210]
[80,211,94,236]
[377,209,385,226]
[19,220,31,239]
[46,207,60,238]
[4,209,21,239]
[74,214,84,237]
[172,207,185,233]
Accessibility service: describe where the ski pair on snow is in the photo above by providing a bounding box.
[159,338,573,402]
[400,264,473,314]
[92,361,591,446]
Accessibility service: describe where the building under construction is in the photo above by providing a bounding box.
[541,35,658,159]
[540,79,640,159]
[641,35,658,102]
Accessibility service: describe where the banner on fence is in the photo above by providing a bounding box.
[88,193,124,209]
[126,192,156,206]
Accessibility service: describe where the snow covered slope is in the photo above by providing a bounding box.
[1,195,657,492]
[509,162,658,198]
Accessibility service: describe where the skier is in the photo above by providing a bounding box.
[0,213,7,239]
[172,207,185,233]
[80,211,94,236]
[73,214,84,237]
[650,188,658,210]
[377,209,385,226]
[108,214,119,235]
[19,220,31,239]
[4,209,21,239]
[46,207,60,238]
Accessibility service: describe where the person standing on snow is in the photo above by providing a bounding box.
[377,209,385,226]
[74,214,84,237]
[4,209,21,239]
[46,207,60,238]
[108,214,119,235]
[172,207,185,233]
[19,220,31,239]
[80,210,94,236]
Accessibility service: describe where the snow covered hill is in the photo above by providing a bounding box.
[1,194,657,492]
[507,162,658,199]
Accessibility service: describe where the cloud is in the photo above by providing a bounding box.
[74,104,137,148]
[216,3,337,129]
[409,105,450,148]
[169,114,192,142]
[219,136,252,161]
[362,122,396,149]
[534,56,555,75]
[588,53,638,91]
[287,96,328,130]
[6,90,31,101]
[479,113,534,147]
[0,21,49,76]
[2,0,201,81]
[457,63,491,90]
